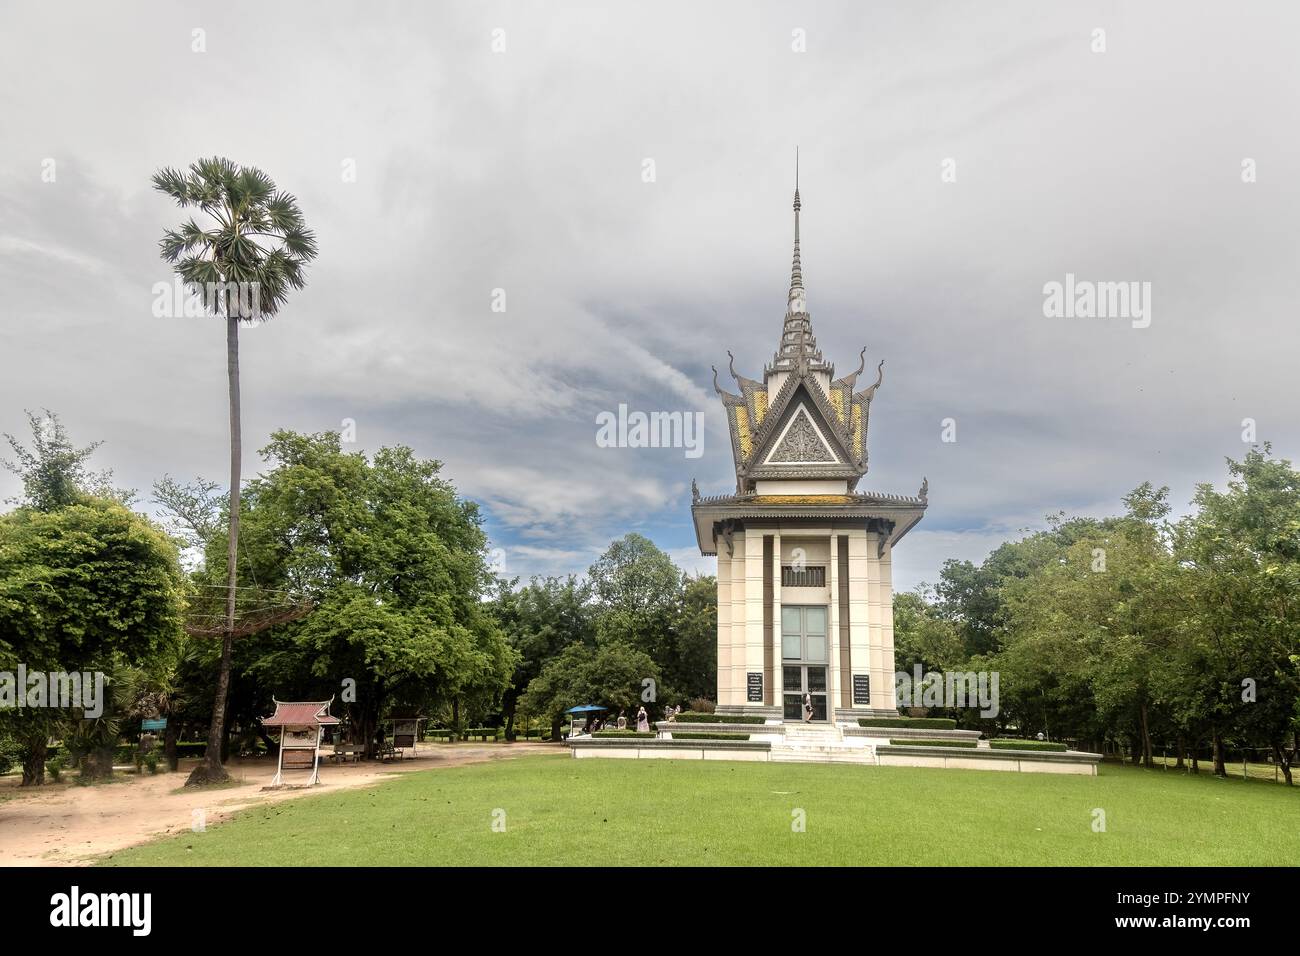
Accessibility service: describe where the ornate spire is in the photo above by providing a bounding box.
[789,149,803,303]
[768,153,828,376]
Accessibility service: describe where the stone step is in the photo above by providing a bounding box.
[771,751,876,765]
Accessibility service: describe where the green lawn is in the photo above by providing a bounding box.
[100,755,1300,866]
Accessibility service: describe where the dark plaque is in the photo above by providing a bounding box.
[746,672,764,703]
[852,674,871,706]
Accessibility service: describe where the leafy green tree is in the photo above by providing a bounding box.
[492,575,596,738]
[669,574,717,702]
[1176,447,1300,781]
[588,533,683,678]
[0,499,184,783]
[219,431,516,757]
[892,589,964,674]
[153,157,318,785]
[3,409,131,509]
[518,640,664,740]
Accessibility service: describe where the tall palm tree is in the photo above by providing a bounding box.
[152,158,317,785]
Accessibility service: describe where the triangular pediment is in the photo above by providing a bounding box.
[764,405,840,464]
[746,380,856,474]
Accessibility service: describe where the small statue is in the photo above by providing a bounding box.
[691,478,700,502]
[919,476,929,501]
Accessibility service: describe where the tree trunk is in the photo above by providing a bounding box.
[257,727,280,757]
[1212,728,1226,777]
[188,315,240,787]
[1139,700,1154,768]
[551,716,563,742]
[1174,734,1186,770]
[20,739,47,786]
[504,706,516,742]
[1272,742,1293,786]
[164,720,179,772]
[452,698,460,739]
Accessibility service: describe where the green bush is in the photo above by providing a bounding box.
[425,729,456,741]
[144,752,160,773]
[46,755,66,782]
[0,737,22,776]
[591,731,655,738]
[671,713,766,724]
[889,738,977,748]
[670,732,751,741]
[463,728,498,740]
[860,717,958,730]
[990,739,1068,752]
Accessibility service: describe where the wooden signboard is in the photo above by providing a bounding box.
[281,748,316,770]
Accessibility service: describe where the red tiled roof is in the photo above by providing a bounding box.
[261,700,341,727]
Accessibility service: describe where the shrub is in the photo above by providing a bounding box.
[464,728,499,740]
[591,731,655,738]
[889,738,977,748]
[990,739,1068,752]
[859,717,957,730]
[145,752,160,773]
[687,698,716,714]
[671,713,766,724]
[46,755,66,782]
[426,729,456,741]
[670,732,751,741]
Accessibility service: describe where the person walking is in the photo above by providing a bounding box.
[636,705,650,732]
[803,692,814,723]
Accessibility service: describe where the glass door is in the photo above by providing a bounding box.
[781,606,829,721]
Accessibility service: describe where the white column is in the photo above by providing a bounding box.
[879,540,897,710]
[716,547,732,706]
[744,530,765,707]
[827,530,840,713]
[847,528,871,709]
[771,531,782,707]
[729,532,748,706]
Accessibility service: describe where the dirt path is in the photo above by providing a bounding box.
[0,743,563,866]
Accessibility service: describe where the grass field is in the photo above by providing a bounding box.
[100,755,1300,866]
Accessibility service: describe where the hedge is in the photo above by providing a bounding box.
[463,728,499,740]
[670,713,766,724]
[889,738,977,748]
[990,739,1068,752]
[425,729,456,741]
[670,732,750,741]
[859,717,957,730]
[592,731,655,738]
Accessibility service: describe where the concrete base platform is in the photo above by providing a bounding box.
[570,724,1102,774]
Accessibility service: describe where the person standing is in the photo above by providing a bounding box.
[636,705,650,732]
[803,692,814,723]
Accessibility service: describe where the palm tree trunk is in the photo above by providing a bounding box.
[188,314,240,786]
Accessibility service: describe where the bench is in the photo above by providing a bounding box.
[331,744,365,763]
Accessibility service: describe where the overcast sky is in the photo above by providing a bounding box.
[2,1,1297,591]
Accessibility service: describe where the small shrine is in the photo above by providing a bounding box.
[262,698,341,786]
